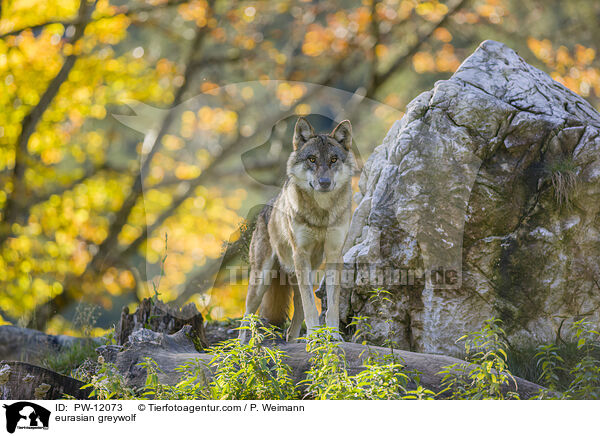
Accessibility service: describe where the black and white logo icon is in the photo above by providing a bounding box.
[3,402,51,433]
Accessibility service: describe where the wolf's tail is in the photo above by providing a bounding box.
[260,268,292,327]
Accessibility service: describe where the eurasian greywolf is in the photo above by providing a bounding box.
[239,117,356,342]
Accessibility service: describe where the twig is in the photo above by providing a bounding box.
[368,0,468,97]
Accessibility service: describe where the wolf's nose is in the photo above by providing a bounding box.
[319,177,331,188]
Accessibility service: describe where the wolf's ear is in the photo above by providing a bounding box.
[293,117,315,150]
[330,120,352,150]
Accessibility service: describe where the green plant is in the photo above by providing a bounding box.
[301,326,433,400]
[311,287,435,400]
[564,318,600,399]
[203,314,298,400]
[533,343,564,394]
[137,357,209,400]
[171,359,212,398]
[103,328,117,346]
[75,314,600,401]
[300,327,355,399]
[353,352,434,400]
[351,353,410,399]
[507,340,600,393]
[80,356,138,400]
[368,287,393,305]
[348,315,373,345]
[439,318,520,399]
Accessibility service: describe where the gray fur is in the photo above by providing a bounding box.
[240,118,356,342]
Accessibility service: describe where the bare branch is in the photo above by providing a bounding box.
[190,50,258,69]
[0,306,17,324]
[368,0,468,97]
[366,0,381,92]
[0,0,191,39]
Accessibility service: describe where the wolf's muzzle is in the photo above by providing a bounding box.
[318,177,331,189]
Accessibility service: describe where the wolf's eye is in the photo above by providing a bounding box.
[330,156,338,163]
[308,156,316,163]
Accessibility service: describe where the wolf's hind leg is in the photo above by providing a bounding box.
[287,283,304,342]
[239,254,276,342]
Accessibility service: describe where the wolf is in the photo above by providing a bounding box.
[239,117,356,342]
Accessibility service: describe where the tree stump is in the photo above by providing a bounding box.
[116,298,207,350]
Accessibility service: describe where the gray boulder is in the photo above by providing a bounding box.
[339,40,600,354]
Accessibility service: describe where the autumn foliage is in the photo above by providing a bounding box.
[0,0,599,334]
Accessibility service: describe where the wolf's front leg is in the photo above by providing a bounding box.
[292,251,320,334]
[324,227,347,342]
[323,260,343,342]
[324,261,342,338]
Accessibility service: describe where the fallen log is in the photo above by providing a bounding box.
[0,361,91,400]
[1,325,545,400]
[104,327,545,399]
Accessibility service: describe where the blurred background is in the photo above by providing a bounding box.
[1,0,599,336]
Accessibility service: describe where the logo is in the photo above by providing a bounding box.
[2,402,50,434]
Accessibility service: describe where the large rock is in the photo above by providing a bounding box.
[339,40,600,354]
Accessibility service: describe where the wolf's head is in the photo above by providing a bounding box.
[287,117,356,193]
